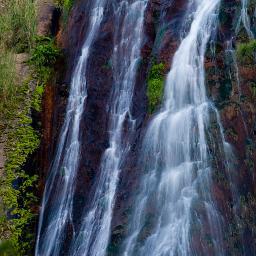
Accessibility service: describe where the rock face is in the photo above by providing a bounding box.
[36,0,60,37]
[37,0,256,254]
[205,1,256,253]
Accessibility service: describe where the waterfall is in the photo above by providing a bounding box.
[34,0,251,255]
[122,0,229,255]
[35,1,107,255]
[69,1,148,255]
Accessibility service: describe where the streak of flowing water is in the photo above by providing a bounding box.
[226,40,242,99]
[35,1,107,255]
[68,1,148,255]
[122,0,228,255]
[236,0,254,38]
[225,40,249,135]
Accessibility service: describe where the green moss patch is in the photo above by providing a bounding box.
[236,40,256,65]
[147,62,165,113]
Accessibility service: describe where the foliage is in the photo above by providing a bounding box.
[147,62,165,113]
[32,85,45,112]
[0,240,18,255]
[0,34,61,253]
[55,0,74,23]
[236,40,256,64]
[55,0,74,10]
[0,2,61,255]
[0,79,40,255]
[30,36,61,83]
[0,52,17,121]
[0,0,36,121]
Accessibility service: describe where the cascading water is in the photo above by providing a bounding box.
[122,0,229,255]
[68,1,148,255]
[35,0,252,255]
[236,0,254,38]
[35,1,107,255]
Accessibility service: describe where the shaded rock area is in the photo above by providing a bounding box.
[204,0,256,254]
[36,0,60,37]
[15,53,30,82]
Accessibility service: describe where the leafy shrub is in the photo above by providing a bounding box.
[55,0,73,22]
[147,62,165,113]
[30,36,61,83]
[55,0,74,10]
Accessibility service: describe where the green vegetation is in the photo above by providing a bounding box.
[0,240,18,255]
[0,79,40,255]
[55,0,74,22]
[0,35,61,253]
[0,0,36,120]
[147,62,165,113]
[0,1,62,255]
[0,52,17,120]
[55,0,74,10]
[30,36,61,84]
[0,0,36,52]
[236,40,256,64]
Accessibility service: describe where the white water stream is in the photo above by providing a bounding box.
[122,1,227,255]
[35,1,106,255]
[236,0,254,38]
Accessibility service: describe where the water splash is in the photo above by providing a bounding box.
[122,1,229,255]
[35,1,107,255]
[68,1,148,255]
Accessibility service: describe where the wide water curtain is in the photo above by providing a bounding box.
[35,1,107,255]
[122,0,227,255]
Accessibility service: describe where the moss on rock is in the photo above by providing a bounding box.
[236,40,256,65]
[147,62,165,113]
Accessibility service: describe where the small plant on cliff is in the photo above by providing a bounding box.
[147,62,165,113]
[55,0,73,23]
[30,36,61,83]
[55,0,73,10]
[236,40,256,64]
